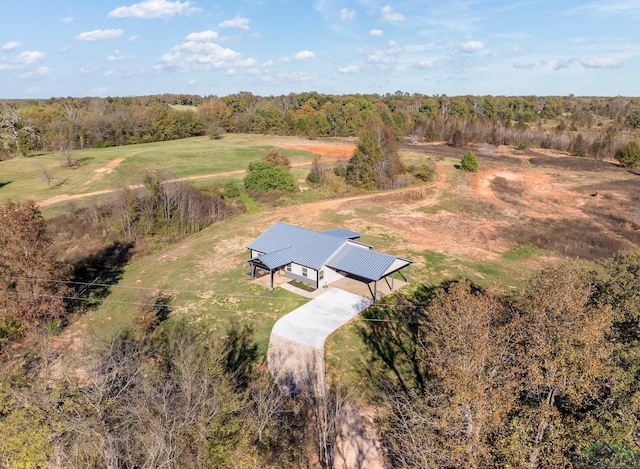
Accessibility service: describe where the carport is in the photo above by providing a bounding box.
[326,244,412,300]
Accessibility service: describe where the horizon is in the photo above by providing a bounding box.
[1,0,638,99]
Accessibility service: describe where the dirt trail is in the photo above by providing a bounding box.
[39,145,354,208]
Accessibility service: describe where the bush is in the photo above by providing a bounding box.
[262,149,290,167]
[306,172,321,184]
[516,142,527,150]
[414,160,436,182]
[243,160,296,192]
[223,180,241,198]
[460,151,479,172]
[615,141,640,168]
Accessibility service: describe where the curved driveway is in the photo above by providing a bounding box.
[271,288,373,349]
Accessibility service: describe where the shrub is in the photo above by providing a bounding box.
[262,149,290,167]
[516,142,527,151]
[243,160,296,192]
[414,160,436,182]
[615,141,640,168]
[460,151,479,172]
[223,180,241,198]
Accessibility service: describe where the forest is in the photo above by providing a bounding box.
[2,92,640,165]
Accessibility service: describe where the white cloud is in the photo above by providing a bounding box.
[16,51,47,64]
[294,50,316,60]
[381,5,405,22]
[129,35,139,42]
[219,16,250,31]
[553,57,624,70]
[579,57,624,69]
[188,79,196,85]
[157,40,242,71]
[362,41,404,66]
[262,60,274,67]
[2,41,21,51]
[340,8,356,21]
[76,29,124,42]
[92,86,107,95]
[61,16,74,23]
[370,29,384,37]
[107,50,135,61]
[60,45,72,52]
[504,46,527,54]
[80,66,96,74]
[108,0,200,19]
[416,59,435,69]
[19,66,53,79]
[276,71,318,82]
[26,86,42,94]
[338,64,361,73]
[513,62,536,70]
[459,40,485,52]
[185,31,219,42]
[279,56,292,64]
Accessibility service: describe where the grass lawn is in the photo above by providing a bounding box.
[69,211,309,360]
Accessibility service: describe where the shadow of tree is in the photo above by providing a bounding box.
[222,323,259,390]
[0,181,11,189]
[358,280,489,397]
[357,284,436,395]
[71,241,135,311]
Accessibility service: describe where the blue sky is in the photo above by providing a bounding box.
[0,0,638,98]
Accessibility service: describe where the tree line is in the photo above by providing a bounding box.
[2,92,640,162]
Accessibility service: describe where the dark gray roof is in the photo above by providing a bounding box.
[323,228,362,239]
[248,222,347,270]
[327,244,398,281]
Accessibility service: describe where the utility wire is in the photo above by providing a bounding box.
[0,290,428,324]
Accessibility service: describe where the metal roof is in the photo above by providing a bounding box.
[247,222,347,270]
[323,228,362,239]
[253,246,294,270]
[327,244,399,281]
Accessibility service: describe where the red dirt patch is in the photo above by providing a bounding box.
[275,142,356,161]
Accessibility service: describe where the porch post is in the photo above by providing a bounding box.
[251,263,255,280]
[392,271,395,290]
[270,269,274,291]
[374,281,377,301]
[407,264,411,283]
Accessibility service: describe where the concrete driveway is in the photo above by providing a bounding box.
[271,288,372,349]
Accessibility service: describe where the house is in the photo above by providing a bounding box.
[246,222,412,300]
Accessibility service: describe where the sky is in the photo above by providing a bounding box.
[0,0,638,98]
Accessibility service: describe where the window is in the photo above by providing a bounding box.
[302,267,308,277]
[285,264,291,272]
[319,270,324,280]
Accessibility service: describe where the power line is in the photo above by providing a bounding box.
[0,290,428,324]
[0,275,307,302]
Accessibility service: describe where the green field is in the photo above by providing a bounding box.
[0,134,326,210]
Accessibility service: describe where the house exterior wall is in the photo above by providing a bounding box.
[285,263,318,289]
[319,266,345,288]
[251,249,263,258]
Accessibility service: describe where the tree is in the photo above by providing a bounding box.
[615,141,640,168]
[625,110,640,129]
[0,200,72,333]
[460,151,479,172]
[346,122,405,189]
[506,267,614,468]
[0,105,37,157]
